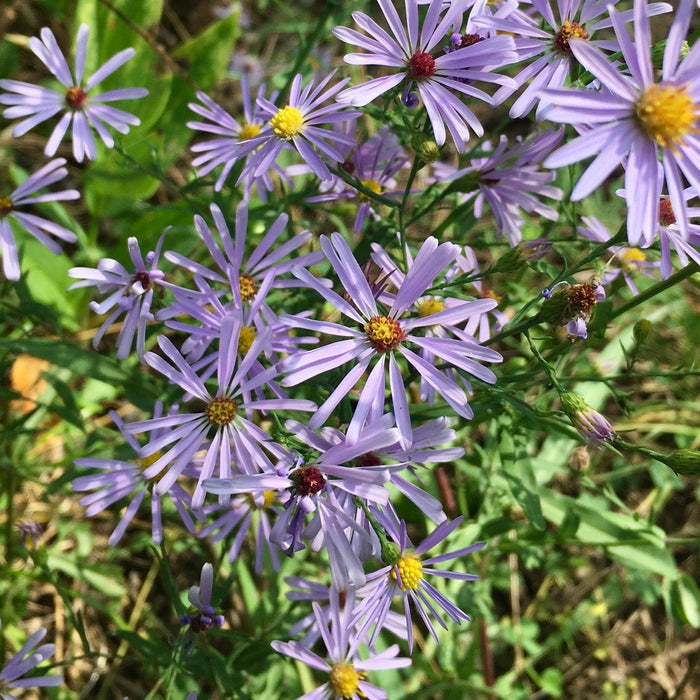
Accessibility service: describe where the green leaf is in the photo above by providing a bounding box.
[671,574,700,628]
[540,491,679,578]
[503,472,546,531]
[173,11,241,91]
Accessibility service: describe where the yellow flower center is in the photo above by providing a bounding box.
[139,450,164,470]
[416,298,444,317]
[239,272,257,302]
[0,195,12,216]
[329,662,366,699]
[359,178,382,200]
[238,325,256,354]
[390,552,423,591]
[246,490,276,509]
[636,83,699,150]
[619,248,645,263]
[206,397,238,426]
[270,105,305,139]
[554,20,590,54]
[364,315,406,352]
[238,122,261,141]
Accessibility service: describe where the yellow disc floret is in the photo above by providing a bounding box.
[238,122,261,141]
[636,83,698,150]
[0,195,12,217]
[390,552,423,591]
[270,105,305,139]
[239,272,257,302]
[364,315,406,352]
[416,297,444,318]
[238,325,257,355]
[139,450,164,471]
[206,397,238,426]
[359,178,382,200]
[329,662,366,699]
[246,490,276,509]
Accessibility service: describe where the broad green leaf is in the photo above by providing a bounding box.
[540,491,678,579]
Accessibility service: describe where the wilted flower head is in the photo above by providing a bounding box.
[541,280,605,339]
[0,25,148,161]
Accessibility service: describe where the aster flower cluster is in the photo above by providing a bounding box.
[5,0,700,696]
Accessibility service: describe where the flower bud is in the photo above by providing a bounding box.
[633,319,652,344]
[664,449,700,476]
[411,133,440,163]
[561,392,616,445]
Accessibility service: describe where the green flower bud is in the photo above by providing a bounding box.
[380,541,402,566]
[664,449,700,476]
[411,133,440,163]
[633,319,651,344]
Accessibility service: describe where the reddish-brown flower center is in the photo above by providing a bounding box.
[341,160,356,175]
[554,20,589,54]
[292,466,326,496]
[353,451,382,467]
[658,198,676,227]
[455,33,482,49]
[408,51,436,80]
[65,86,88,110]
[132,269,153,292]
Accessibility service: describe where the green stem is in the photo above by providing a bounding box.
[610,262,700,321]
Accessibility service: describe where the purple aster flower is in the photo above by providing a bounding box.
[0,619,63,695]
[542,0,700,245]
[579,214,660,294]
[180,562,225,633]
[279,233,502,447]
[197,488,281,572]
[0,158,78,281]
[125,315,315,508]
[72,406,200,546]
[15,520,44,551]
[284,577,409,649]
[239,72,361,182]
[68,234,165,360]
[285,414,458,525]
[305,126,409,232]
[655,193,700,278]
[204,421,397,588]
[187,75,286,197]
[476,0,671,118]
[429,129,564,246]
[353,514,485,652]
[0,25,148,162]
[162,202,322,307]
[271,588,411,700]
[560,392,616,446]
[163,275,316,386]
[333,0,517,151]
